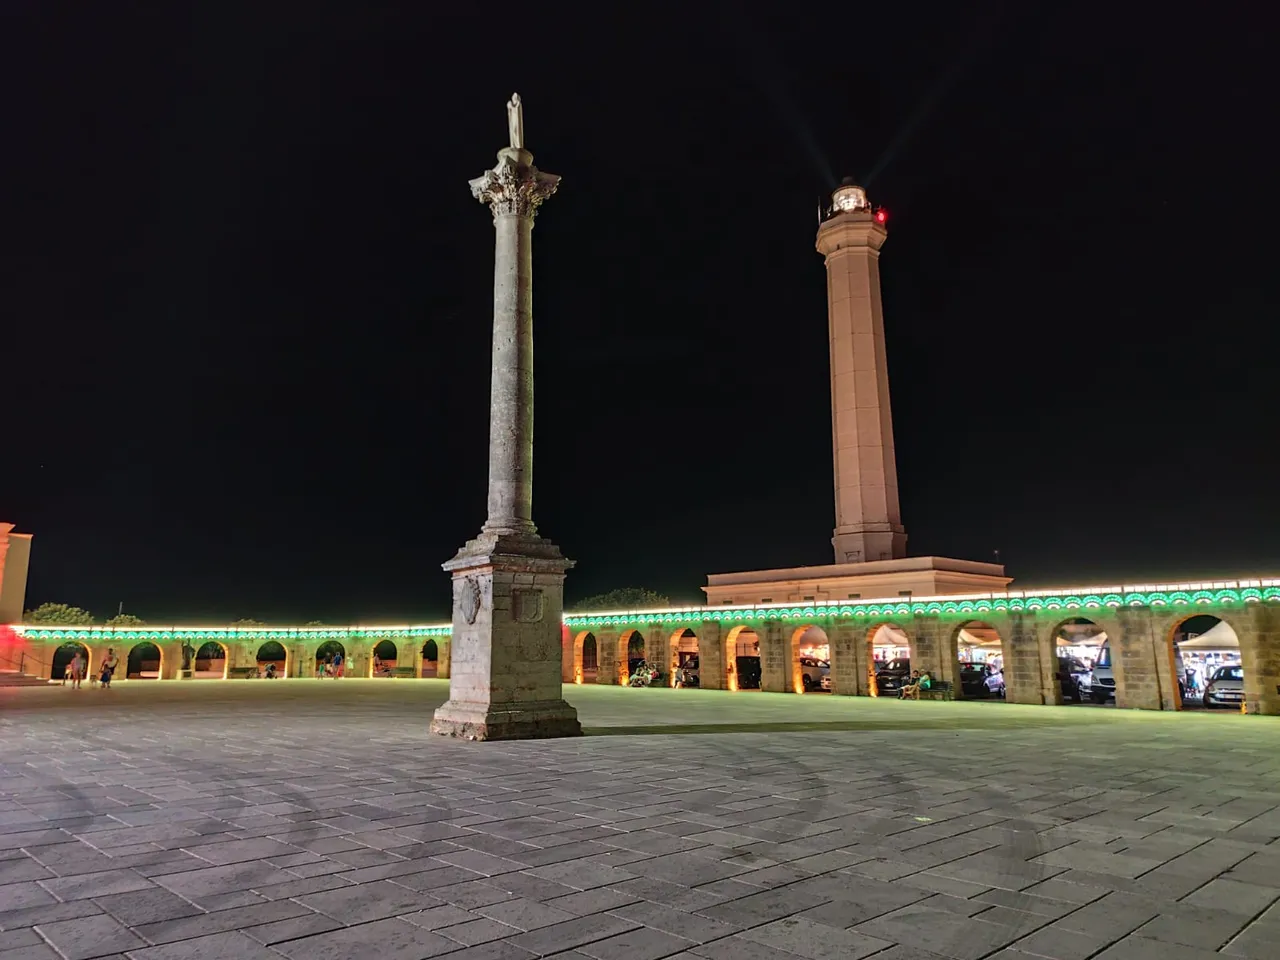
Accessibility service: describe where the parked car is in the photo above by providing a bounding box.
[1088,641,1116,703]
[735,656,762,689]
[1057,656,1089,702]
[876,658,911,696]
[959,662,1002,699]
[799,657,829,691]
[1203,665,1244,708]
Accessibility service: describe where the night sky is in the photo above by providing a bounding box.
[7,4,1275,624]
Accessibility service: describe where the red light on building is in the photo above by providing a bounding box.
[875,209,887,223]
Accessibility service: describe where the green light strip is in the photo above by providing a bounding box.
[12,582,1278,642]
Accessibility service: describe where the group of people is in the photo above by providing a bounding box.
[61,647,119,689]
[317,651,345,678]
[898,670,932,700]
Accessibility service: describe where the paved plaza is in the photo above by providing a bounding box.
[1,682,1278,960]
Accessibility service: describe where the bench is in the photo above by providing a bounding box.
[227,666,259,680]
[393,667,416,678]
[919,680,953,701]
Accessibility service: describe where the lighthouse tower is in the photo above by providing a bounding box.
[815,180,906,564]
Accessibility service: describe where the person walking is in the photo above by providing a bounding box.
[333,651,345,679]
[69,649,86,690]
[99,648,119,689]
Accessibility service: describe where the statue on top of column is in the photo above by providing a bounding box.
[506,93,524,150]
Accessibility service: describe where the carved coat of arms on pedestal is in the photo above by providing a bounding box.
[460,577,482,625]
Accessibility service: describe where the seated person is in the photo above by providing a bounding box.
[901,671,933,700]
[899,670,922,699]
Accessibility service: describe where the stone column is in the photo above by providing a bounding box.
[596,629,621,685]
[436,636,451,680]
[759,622,792,693]
[830,622,866,696]
[1242,604,1280,715]
[1112,608,1168,710]
[561,625,576,683]
[431,95,580,740]
[1003,612,1043,705]
[698,621,725,690]
[645,630,668,679]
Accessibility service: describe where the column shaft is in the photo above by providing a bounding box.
[485,213,536,534]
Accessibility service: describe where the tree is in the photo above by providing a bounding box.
[304,621,328,627]
[106,613,146,627]
[25,603,95,625]
[232,619,265,627]
[571,588,671,611]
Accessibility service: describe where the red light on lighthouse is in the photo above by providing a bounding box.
[875,209,887,223]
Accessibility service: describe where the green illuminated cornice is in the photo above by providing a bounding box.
[11,581,1277,642]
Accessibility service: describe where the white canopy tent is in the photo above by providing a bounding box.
[1175,619,1239,651]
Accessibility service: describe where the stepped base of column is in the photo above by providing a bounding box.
[432,531,578,742]
[430,698,581,741]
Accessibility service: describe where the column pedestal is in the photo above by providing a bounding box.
[430,532,580,741]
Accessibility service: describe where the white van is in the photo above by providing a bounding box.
[1088,641,1115,703]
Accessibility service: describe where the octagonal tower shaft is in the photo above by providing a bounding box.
[816,201,907,564]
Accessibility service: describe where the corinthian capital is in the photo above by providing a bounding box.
[470,149,561,220]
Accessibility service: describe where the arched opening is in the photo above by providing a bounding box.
[50,641,91,683]
[256,641,287,679]
[573,632,597,684]
[371,639,398,677]
[421,639,439,678]
[669,628,699,687]
[1052,619,1104,705]
[870,624,912,697]
[619,630,647,685]
[315,640,345,678]
[1169,614,1243,711]
[791,626,830,693]
[725,626,761,690]
[193,641,228,680]
[955,622,1006,700]
[127,642,162,680]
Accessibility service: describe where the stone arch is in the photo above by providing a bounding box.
[867,622,912,697]
[256,640,288,678]
[315,639,345,677]
[1165,612,1245,711]
[1048,617,1105,705]
[572,631,597,684]
[623,629,645,659]
[791,625,830,693]
[723,625,761,691]
[372,639,397,677]
[193,641,229,679]
[127,641,162,680]
[668,628,698,687]
[50,641,91,682]
[953,621,1008,700]
[422,639,439,678]
[621,629,646,683]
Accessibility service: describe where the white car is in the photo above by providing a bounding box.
[799,657,830,691]
[1203,665,1244,708]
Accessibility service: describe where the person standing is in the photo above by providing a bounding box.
[100,648,119,689]
[333,651,345,679]
[69,649,86,690]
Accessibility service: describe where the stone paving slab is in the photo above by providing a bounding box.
[2,680,1279,959]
